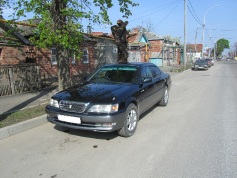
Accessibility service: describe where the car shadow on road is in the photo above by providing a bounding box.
[139,104,158,121]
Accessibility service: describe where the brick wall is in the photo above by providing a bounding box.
[149,40,163,52]
[0,46,26,65]
[0,43,96,87]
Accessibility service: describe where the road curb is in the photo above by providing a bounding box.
[0,114,48,140]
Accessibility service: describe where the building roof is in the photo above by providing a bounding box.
[144,32,159,40]
[0,18,31,45]
[16,19,39,36]
[128,42,147,47]
[127,30,151,49]
[186,44,203,52]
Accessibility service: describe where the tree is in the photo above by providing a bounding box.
[2,0,138,90]
[216,38,230,57]
[0,1,9,15]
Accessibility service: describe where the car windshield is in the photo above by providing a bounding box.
[88,66,138,83]
[195,60,206,64]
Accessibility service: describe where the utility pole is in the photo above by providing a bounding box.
[214,41,216,60]
[195,27,198,53]
[183,0,187,68]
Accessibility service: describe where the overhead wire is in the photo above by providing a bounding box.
[131,0,180,16]
[153,0,182,28]
[129,0,181,23]
[187,0,202,25]
[188,0,206,44]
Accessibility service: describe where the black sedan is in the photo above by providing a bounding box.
[193,60,209,70]
[45,62,172,137]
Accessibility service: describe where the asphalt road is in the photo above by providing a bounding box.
[0,60,237,178]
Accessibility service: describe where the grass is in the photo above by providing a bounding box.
[170,63,193,72]
[0,104,47,128]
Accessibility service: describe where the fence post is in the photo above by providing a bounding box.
[8,68,15,95]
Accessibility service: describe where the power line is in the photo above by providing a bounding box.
[187,0,202,25]
[153,0,182,28]
[129,0,181,23]
[131,0,181,16]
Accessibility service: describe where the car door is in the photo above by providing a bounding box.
[138,66,158,114]
[149,66,166,101]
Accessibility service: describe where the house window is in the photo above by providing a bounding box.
[82,49,89,64]
[0,48,2,59]
[51,48,57,65]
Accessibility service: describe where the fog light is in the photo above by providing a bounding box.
[102,123,116,127]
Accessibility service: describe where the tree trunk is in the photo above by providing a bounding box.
[51,0,70,91]
[57,48,71,91]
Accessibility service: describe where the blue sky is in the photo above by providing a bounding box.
[2,0,237,51]
[92,0,237,51]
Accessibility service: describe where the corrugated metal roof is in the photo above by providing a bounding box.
[144,32,159,40]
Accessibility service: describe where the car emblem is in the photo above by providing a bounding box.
[68,104,72,109]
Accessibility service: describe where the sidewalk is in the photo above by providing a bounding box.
[0,86,58,140]
[0,65,180,140]
[0,86,58,114]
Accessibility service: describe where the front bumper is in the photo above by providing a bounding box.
[45,105,126,132]
[194,65,208,70]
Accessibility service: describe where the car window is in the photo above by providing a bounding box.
[141,67,153,80]
[149,66,161,78]
[89,66,138,83]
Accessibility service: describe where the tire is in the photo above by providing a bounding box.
[117,103,138,137]
[159,86,169,106]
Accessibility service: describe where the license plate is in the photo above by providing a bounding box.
[58,115,81,124]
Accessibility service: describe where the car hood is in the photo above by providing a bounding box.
[52,82,135,103]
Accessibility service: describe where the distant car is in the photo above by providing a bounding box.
[205,59,212,67]
[193,60,208,70]
[211,59,215,65]
[45,62,172,137]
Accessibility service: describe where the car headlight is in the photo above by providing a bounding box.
[88,104,119,113]
[50,99,59,108]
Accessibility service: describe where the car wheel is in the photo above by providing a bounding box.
[117,103,138,137]
[159,86,169,106]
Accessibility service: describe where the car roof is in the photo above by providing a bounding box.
[195,59,206,62]
[102,62,156,67]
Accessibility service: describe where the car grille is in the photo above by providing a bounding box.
[59,100,88,113]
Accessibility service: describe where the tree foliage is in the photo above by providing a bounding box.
[216,38,230,57]
[1,0,138,90]
[0,0,9,15]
